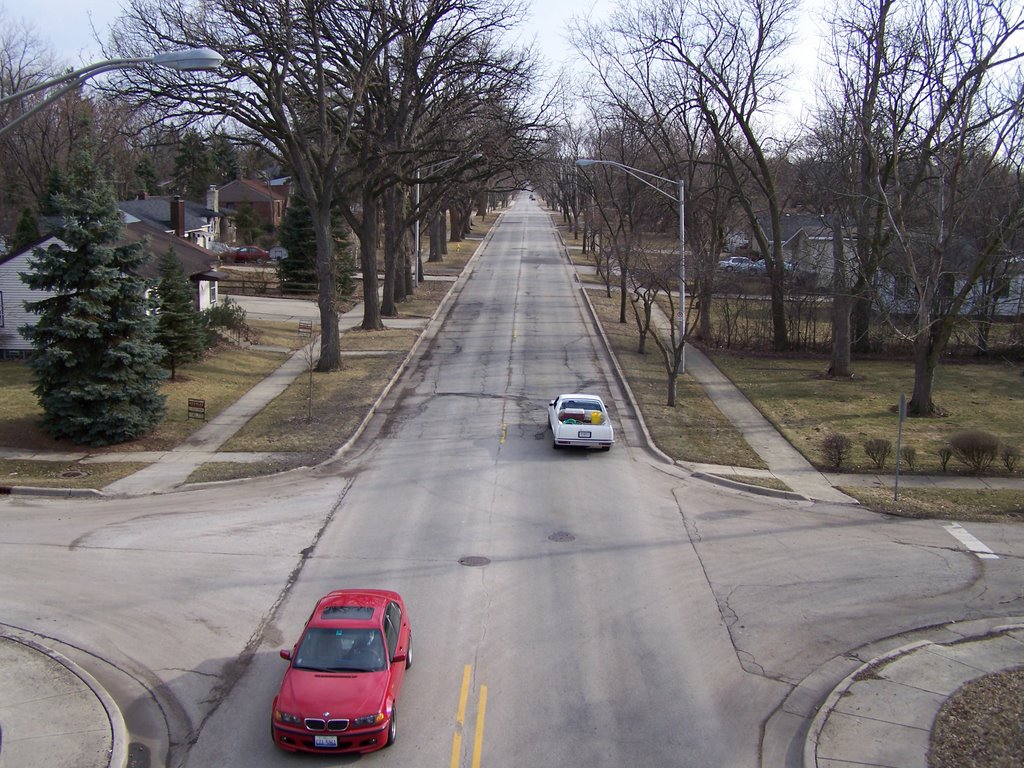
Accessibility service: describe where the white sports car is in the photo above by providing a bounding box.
[547,393,614,451]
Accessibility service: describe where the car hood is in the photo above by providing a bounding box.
[278,669,388,717]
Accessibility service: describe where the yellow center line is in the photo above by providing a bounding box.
[500,423,508,444]
[472,685,488,768]
[457,665,472,725]
[451,665,472,768]
[450,732,462,768]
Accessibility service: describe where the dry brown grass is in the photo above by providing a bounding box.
[929,666,1024,768]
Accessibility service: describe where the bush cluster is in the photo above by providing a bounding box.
[819,430,1019,475]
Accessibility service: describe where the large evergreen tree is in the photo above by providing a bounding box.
[278,194,355,296]
[10,207,40,252]
[173,128,217,200]
[154,247,206,379]
[20,146,167,446]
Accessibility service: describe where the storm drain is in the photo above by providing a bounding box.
[548,531,576,542]
[458,556,491,567]
[59,470,89,479]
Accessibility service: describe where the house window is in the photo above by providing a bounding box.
[210,281,218,305]
[0,291,5,327]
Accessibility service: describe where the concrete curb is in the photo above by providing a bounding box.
[689,470,808,501]
[0,485,104,498]
[563,245,677,467]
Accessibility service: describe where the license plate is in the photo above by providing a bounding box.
[578,430,591,438]
[314,735,338,748]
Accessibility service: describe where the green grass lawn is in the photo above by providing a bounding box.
[709,353,1023,476]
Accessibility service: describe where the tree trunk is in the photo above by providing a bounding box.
[908,330,940,416]
[768,242,789,352]
[314,201,342,370]
[381,186,399,317]
[358,193,383,331]
[851,293,872,353]
[829,215,852,377]
[428,210,444,263]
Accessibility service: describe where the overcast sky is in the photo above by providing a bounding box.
[5,0,609,63]
[5,0,822,123]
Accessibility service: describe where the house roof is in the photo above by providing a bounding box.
[0,234,66,267]
[1,226,221,282]
[121,221,221,281]
[755,212,832,245]
[217,178,289,203]
[118,197,214,233]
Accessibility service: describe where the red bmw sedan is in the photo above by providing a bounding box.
[271,589,412,754]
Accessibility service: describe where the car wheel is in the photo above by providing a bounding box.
[601,446,611,452]
[405,635,413,669]
[385,706,397,747]
[552,438,560,449]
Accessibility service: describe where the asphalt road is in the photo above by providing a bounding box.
[2,196,1022,768]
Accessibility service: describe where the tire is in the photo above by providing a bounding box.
[385,706,397,747]
[552,439,560,449]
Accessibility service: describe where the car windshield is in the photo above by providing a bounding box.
[293,627,386,672]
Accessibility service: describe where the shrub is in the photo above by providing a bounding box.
[864,438,893,470]
[203,298,258,344]
[949,430,1000,474]
[900,446,917,472]
[1002,444,1020,473]
[937,447,953,472]
[822,432,853,470]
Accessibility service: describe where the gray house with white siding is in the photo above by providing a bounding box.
[0,223,224,360]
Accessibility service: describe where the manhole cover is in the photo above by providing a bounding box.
[59,470,89,479]
[548,531,576,542]
[458,556,491,567]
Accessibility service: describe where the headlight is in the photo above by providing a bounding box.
[352,713,385,728]
[274,709,302,726]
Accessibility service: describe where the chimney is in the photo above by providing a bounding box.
[171,195,185,238]
[206,185,219,213]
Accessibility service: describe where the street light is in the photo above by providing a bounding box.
[575,158,687,374]
[0,47,224,138]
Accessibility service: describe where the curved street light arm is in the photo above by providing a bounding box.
[575,158,679,204]
[0,48,223,139]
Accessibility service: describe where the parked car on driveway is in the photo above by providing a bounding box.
[232,245,269,264]
[272,589,412,755]
[718,255,759,273]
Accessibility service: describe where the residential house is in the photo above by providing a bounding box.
[0,233,64,359]
[0,222,224,360]
[733,212,835,286]
[738,212,1024,319]
[217,177,289,231]
[873,253,1024,320]
[118,191,227,250]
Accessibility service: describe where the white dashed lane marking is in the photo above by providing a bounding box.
[943,522,999,559]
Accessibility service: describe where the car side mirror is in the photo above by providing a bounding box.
[391,652,406,665]
[280,649,292,661]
